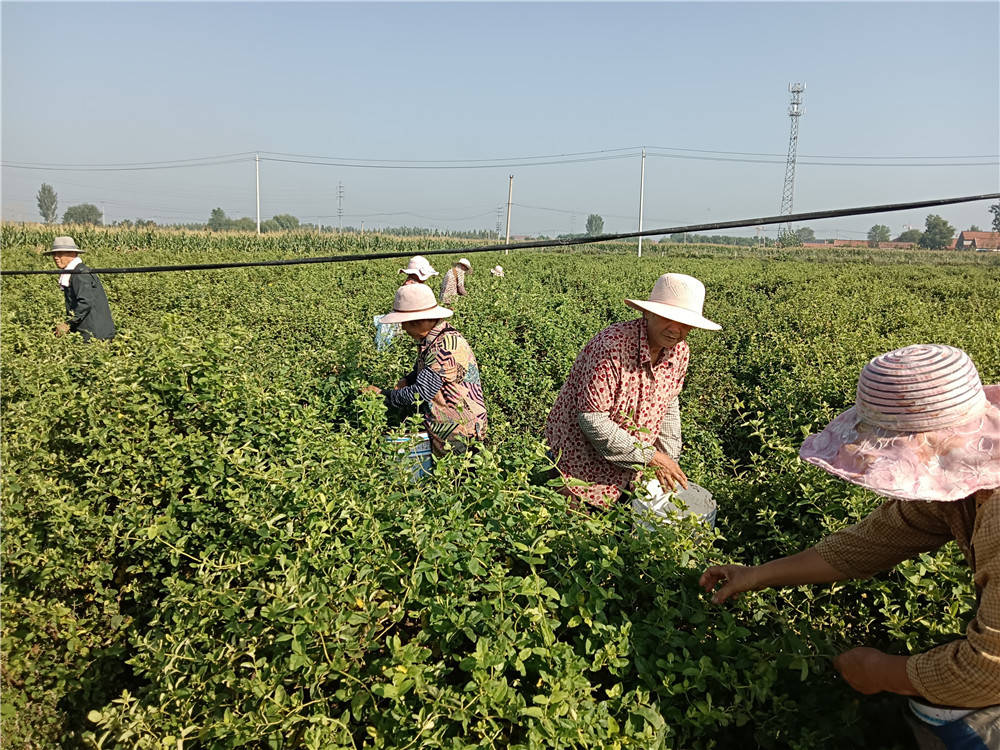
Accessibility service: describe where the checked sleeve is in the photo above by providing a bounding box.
[577,412,656,469]
[906,490,1000,708]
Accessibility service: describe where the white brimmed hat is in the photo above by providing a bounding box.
[379,283,453,324]
[625,273,720,330]
[42,236,83,255]
[399,255,438,281]
[457,258,472,270]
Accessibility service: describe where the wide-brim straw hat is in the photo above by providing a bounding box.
[399,255,438,281]
[457,258,472,271]
[42,236,83,255]
[380,283,453,324]
[624,273,721,330]
[800,344,1000,502]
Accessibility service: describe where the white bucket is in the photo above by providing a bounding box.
[633,479,717,531]
[384,431,433,480]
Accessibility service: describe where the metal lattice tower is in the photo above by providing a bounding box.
[780,83,805,230]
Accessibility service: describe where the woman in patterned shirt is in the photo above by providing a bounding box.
[363,283,487,455]
[439,258,472,304]
[701,345,999,749]
[545,273,721,509]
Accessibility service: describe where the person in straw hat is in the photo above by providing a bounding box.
[701,344,999,748]
[373,256,442,350]
[362,283,487,456]
[490,265,505,278]
[399,255,439,285]
[439,258,472,304]
[43,236,115,341]
[545,273,721,509]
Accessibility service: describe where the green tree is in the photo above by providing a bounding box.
[260,219,280,233]
[61,203,102,226]
[894,229,923,243]
[777,229,801,247]
[968,225,981,232]
[919,214,955,250]
[36,183,58,224]
[794,227,815,243]
[272,214,300,231]
[867,224,891,246]
[208,208,230,231]
[231,217,256,232]
[585,214,604,236]
[989,202,1000,232]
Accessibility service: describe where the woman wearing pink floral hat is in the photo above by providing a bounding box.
[701,344,999,749]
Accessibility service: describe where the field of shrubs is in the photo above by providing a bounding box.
[2,225,998,748]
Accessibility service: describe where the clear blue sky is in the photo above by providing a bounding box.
[2,1,998,238]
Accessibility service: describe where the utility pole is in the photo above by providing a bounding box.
[780,83,805,234]
[637,148,646,257]
[337,182,344,232]
[255,153,261,234]
[504,174,513,253]
[360,221,364,235]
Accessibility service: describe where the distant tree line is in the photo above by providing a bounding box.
[31,185,1000,243]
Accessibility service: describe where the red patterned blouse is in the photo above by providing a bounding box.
[544,318,689,507]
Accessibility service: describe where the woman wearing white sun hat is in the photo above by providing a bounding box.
[363,283,487,455]
[701,344,1000,748]
[545,272,721,509]
[374,256,442,350]
[399,256,439,285]
[439,258,472,304]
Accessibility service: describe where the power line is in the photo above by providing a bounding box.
[1,157,252,172]
[4,144,997,173]
[4,192,996,277]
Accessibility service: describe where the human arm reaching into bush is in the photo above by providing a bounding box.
[699,495,1000,701]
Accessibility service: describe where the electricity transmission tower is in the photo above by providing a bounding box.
[780,83,805,233]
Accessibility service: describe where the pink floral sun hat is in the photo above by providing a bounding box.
[799,344,1000,502]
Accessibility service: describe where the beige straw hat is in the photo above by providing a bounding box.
[42,236,83,255]
[625,273,721,330]
[379,283,453,324]
[800,344,1000,501]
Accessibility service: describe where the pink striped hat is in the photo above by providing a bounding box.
[800,344,1000,501]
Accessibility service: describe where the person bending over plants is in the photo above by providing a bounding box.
[362,283,487,456]
[701,344,1000,749]
[374,256,441,350]
[545,273,721,509]
[439,258,472,304]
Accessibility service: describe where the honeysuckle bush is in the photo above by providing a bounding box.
[2,225,998,748]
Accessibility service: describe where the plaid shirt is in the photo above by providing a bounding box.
[814,487,1000,708]
[544,318,689,507]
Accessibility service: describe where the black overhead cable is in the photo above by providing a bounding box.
[2,193,997,277]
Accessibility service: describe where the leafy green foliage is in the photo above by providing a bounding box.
[585,214,604,236]
[36,183,58,224]
[918,214,955,250]
[62,203,103,226]
[867,225,890,246]
[2,224,998,748]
